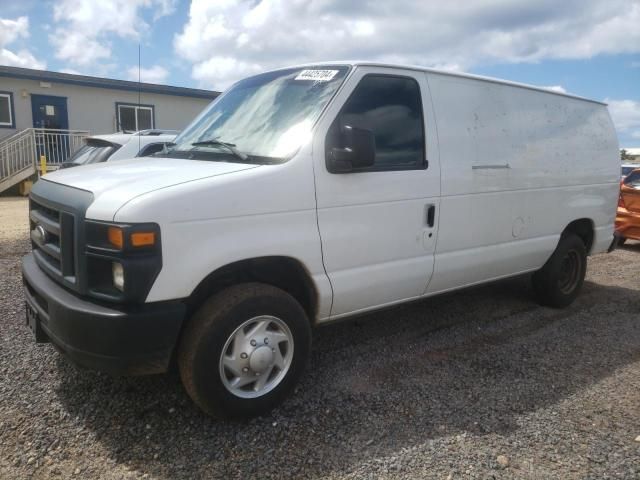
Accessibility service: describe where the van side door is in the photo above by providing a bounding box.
[312,67,441,318]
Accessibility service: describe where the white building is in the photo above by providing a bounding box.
[0,66,218,193]
[621,147,640,162]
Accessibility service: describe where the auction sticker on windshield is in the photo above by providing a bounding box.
[295,70,339,81]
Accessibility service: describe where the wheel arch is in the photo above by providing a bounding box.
[184,256,319,323]
[561,218,595,254]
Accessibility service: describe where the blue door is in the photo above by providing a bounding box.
[31,94,70,164]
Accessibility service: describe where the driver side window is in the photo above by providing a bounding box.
[326,74,426,172]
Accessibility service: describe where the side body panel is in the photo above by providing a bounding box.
[107,139,138,161]
[426,73,619,294]
[113,150,334,320]
[77,64,619,325]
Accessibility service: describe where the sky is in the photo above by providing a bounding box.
[0,0,638,146]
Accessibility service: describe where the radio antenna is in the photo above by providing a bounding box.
[138,43,141,149]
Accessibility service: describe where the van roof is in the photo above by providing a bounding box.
[279,61,607,106]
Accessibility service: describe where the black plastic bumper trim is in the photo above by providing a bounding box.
[22,253,185,375]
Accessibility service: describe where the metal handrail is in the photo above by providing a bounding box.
[0,128,90,181]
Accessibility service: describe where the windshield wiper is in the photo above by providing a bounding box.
[191,138,248,162]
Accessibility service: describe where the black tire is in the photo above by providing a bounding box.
[532,233,587,308]
[178,283,311,419]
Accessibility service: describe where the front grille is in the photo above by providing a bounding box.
[30,197,77,284]
[29,180,93,294]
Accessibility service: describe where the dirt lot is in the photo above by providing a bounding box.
[1,196,639,479]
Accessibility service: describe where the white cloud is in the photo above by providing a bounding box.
[543,85,567,94]
[175,0,640,90]
[0,16,45,69]
[154,0,177,20]
[192,57,262,90]
[0,48,46,70]
[51,31,111,65]
[606,99,640,141]
[0,16,28,46]
[58,68,82,75]
[50,0,174,66]
[126,64,169,83]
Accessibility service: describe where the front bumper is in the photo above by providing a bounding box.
[22,253,186,375]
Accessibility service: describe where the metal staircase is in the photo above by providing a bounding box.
[0,128,89,193]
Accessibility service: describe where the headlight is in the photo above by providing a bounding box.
[112,262,124,291]
[85,221,162,303]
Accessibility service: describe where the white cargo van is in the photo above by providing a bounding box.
[22,63,619,418]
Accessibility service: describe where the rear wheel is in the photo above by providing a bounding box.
[532,233,587,308]
[178,283,311,418]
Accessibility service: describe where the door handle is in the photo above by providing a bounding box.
[472,164,510,169]
[426,205,436,227]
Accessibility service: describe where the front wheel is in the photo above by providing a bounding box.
[532,233,587,308]
[178,283,311,419]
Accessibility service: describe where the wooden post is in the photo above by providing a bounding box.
[40,155,47,176]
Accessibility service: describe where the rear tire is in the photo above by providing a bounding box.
[532,233,587,308]
[178,283,311,419]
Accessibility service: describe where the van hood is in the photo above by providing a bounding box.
[42,157,259,219]
[44,157,258,196]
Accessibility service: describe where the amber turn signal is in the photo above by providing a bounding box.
[107,226,124,249]
[131,232,156,247]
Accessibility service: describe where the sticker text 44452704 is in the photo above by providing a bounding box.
[294,70,339,82]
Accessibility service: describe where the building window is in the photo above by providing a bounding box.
[116,103,154,132]
[0,92,15,128]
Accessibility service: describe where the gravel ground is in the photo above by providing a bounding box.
[1,196,639,479]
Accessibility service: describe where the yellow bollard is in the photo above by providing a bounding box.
[40,155,47,176]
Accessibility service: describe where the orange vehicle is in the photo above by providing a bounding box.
[616,168,640,243]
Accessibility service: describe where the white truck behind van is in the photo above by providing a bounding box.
[22,63,619,418]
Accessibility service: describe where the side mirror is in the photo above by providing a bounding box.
[327,125,376,173]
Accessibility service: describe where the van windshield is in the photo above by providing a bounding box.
[166,66,350,163]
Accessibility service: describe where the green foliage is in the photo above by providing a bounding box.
[621,149,633,161]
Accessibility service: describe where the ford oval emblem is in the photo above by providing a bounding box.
[34,224,48,244]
